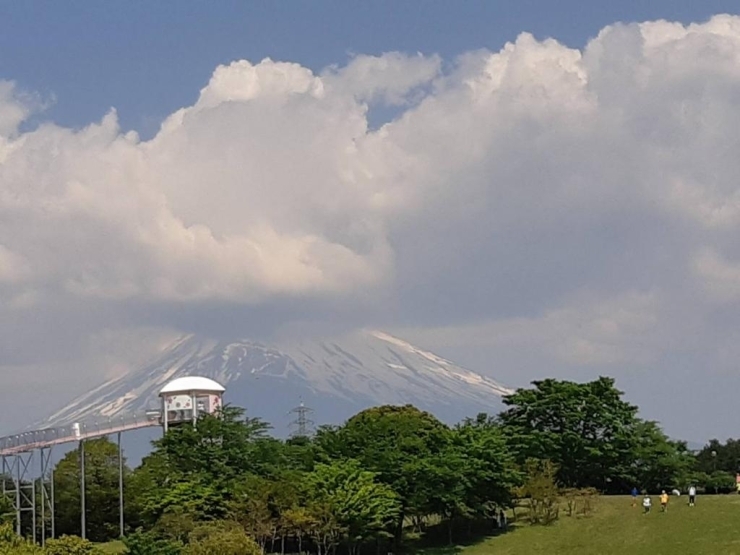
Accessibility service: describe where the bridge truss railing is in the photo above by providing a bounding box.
[0,411,162,456]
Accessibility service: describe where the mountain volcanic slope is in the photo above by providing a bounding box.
[41,330,513,433]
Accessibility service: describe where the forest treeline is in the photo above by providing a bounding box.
[1,376,738,554]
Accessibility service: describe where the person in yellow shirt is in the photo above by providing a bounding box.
[660,490,669,512]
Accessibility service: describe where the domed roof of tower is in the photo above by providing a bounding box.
[159,376,225,395]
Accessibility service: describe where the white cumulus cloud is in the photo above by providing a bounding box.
[3,17,740,440]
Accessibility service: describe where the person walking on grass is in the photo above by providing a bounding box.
[642,494,652,514]
[660,490,669,512]
[688,485,696,507]
[631,486,639,507]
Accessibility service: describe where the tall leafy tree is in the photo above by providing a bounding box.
[413,414,523,544]
[695,438,740,475]
[315,405,451,540]
[53,438,131,542]
[132,406,272,524]
[452,414,521,518]
[228,471,304,554]
[307,459,400,555]
[631,420,694,491]
[151,406,271,482]
[283,435,321,472]
[226,475,275,551]
[499,377,639,491]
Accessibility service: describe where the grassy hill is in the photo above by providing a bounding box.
[97,495,740,555]
[97,540,125,553]
[418,495,740,555]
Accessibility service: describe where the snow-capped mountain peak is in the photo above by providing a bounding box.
[41,330,513,431]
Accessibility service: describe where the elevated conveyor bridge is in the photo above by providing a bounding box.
[0,411,162,545]
[0,412,161,456]
[1,374,224,545]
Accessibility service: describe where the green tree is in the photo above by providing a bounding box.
[53,438,130,542]
[226,475,274,552]
[631,420,693,491]
[307,459,400,555]
[283,436,321,473]
[225,471,305,553]
[154,506,196,544]
[306,501,341,555]
[140,475,224,523]
[315,405,450,542]
[282,505,315,555]
[131,407,271,525]
[151,407,270,483]
[695,438,740,475]
[447,414,521,536]
[500,377,639,492]
[268,472,304,554]
[413,448,469,544]
[705,471,736,494]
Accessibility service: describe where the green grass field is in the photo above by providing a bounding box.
[419,495,740,555]
[97,539,125,553]
[96,496,740,554]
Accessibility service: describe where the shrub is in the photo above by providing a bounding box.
[43,535,102,555]
[123,530,182,555]
[154,508,196,544]
[0,542,44,554]
[0,497,13,526]
[514,459,560,525]
[706,471,737,494]
[561,487,599,517]
[184,522,260,555]
[0,522,43,554]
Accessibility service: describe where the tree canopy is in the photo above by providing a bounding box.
[1,376,723,554]
[500,377,642,492]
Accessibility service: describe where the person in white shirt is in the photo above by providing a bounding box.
[688,485,696,507]
[642,494,652,514]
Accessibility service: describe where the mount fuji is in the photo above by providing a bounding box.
[41,330,513,435]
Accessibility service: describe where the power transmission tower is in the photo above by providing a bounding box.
[288,400,314,438]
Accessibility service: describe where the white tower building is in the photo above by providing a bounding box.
[158,376,225,432]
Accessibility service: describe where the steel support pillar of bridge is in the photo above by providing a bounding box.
[118,431,124,538]
[39,447,55,545]
[1,449,54,545]
[1,451,36,542]
[79,440,85,540]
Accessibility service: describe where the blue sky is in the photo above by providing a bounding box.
[2,1,738,136]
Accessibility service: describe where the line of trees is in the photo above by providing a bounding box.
[1,376,738,554]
